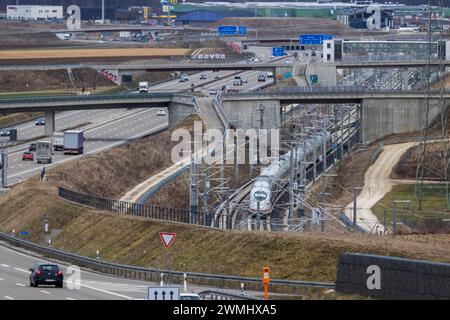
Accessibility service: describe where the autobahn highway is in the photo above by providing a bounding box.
[0,241,263,300]
[0,47,279,187]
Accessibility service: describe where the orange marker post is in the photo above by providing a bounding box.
[262,267,270,300]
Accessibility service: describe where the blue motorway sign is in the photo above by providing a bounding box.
[218,26,237,35]
[272,47,285,57]
[218,25,247,36]
[300,34,333,45]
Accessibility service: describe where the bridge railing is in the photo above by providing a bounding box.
[0,93,174,105]
[223,86,447,97]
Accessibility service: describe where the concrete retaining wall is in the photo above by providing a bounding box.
[361,98,445,144]
[221,99,281,130]
[336,253,450,299]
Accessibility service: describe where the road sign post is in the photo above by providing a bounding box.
[160,232,176,285]
[263,266,270,300]
[148,286,180,300]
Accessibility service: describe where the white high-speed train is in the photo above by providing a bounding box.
[249,104,360,214]
[249,131,332,213]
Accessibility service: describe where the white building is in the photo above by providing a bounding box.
[6,5,63,21]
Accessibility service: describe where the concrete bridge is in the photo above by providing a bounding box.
[221,87,450,144]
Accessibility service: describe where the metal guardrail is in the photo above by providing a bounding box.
[59,187,213,227]
[0,93,174,105]
[213,92,230,129]
[224,86,450,97]
[370,142,385,165]
[198,290,257,300]
[0,230,335,292]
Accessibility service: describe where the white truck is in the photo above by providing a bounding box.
[64,130,84,155]
[52,132,64,151]
[36,141,52,164]
[139,81,150,93]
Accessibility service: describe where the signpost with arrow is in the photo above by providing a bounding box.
[148,286,181,300]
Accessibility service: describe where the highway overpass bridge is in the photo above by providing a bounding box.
[1,88,449,143]
[221,87,450,144]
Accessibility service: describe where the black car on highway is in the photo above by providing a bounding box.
[29,263,63,288]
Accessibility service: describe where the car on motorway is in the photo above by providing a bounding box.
[35,117,45,126]
[208,89,218,95]
[0,128,11,136]
[258,74,267,82]
[29,143,36,152]
[233,78,243,86]
[156,109,166,116]
[214,73,221,79]
[251,57,262,63]
[179,74,189,82]
[180,292,201,300]
[29,263,63,288]
[200,73,207,80]
[22,151,34,161]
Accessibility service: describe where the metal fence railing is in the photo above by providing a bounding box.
[58,187,214,227]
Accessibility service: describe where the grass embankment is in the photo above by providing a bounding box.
[2,178,450,284]
[372,184,450,233]
[52,114,202,198]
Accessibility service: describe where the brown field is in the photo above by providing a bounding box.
[0,48,189,60]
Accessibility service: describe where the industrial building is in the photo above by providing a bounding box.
[6,5,63,21]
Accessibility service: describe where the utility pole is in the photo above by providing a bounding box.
[189,156,198,224]
[288,124,295,220]
[340,107,344,161]
[1,142,7,188]
[101,0,105,24]
[352,186,363,230]
[258,104,265,129]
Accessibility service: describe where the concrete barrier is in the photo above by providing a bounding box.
[336,253,450,299]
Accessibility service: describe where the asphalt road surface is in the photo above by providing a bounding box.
[0,242,266,300]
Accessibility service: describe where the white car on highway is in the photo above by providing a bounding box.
[156,109,166,116]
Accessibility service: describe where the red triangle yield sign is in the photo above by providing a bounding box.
[159,232,176,249]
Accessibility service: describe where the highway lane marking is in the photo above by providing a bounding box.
[4,296,14,300]
[8,123,168,180]
[40,290,51,294]
[66,281,135,300]
[66,297,76,300]
[0,277,4,281]
[16,283,25,287]
[13,267,29,273]
[1,264,10,268]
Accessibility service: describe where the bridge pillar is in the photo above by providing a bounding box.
[44,111,55,136]
[168,101,196,128]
